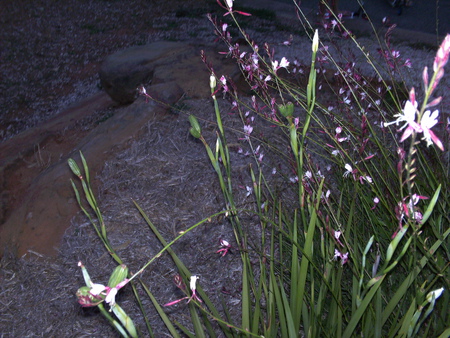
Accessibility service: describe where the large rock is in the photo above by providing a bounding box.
[99,41,243,104]
[99,41,188,104]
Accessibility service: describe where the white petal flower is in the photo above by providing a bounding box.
[343,164,353,177]
[105,287,118,307]
[90,283,106,296]
[190,275,199,292]
[420,109,444,150]
[279,57,289,68]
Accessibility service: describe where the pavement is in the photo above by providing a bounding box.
[239,0,449,46]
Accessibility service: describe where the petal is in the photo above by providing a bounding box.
[421,110,439,129]
[90,283,106,296]
[400,126,414,142]
[105,287,118,306]
[427,129,444,151]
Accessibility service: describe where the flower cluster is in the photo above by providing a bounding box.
[384,34,450,151]
[76,262,129,310]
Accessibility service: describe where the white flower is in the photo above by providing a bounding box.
[190,275,199,292]
[245,185,253,197]
[361,175,373,184]
[272,57,289,72]
[334,231,341,240]
[105,287,118,307]
[343,164,353,177]
[384,98,422,142]
[226,0,233,9]
[420,109,444,150]
[243,125,253,139]
[90,283,106,296]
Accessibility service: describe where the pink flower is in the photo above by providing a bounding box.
[333,249,349,265]
[216,239,232,257]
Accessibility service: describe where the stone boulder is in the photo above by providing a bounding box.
[99,41,243,104]
[99,42,188,104]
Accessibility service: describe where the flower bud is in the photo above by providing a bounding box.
[278,102,294,118]
[433,34,450,71]
[108,264,128,288]
[210,74,217,90]
[312,29,319,53]
[426,287,444,303]
[422,66,428,88]
[68,159,82,177]
[189,115,202,138]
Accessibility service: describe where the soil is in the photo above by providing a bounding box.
[0,0,448,336]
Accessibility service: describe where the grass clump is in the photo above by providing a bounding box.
[68,1,449,336]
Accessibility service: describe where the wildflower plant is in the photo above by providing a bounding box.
[69,0,449,336]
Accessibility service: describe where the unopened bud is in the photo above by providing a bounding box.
[278,102,294,118]
[312,29,319,53]
[409,87,416,106]
[422,67,428,88]
[210,74,217,90]
[68,159,82,177]
[189,115,202,138]
[426,287,444,303]
[108,264,128,288]
[433,34,450,71]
